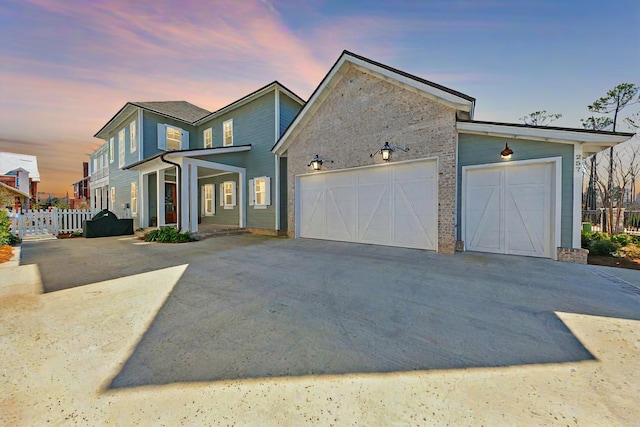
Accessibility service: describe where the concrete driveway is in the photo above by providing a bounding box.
[4,235,640,424]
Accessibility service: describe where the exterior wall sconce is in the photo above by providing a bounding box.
[500,143,514,159]
[308,154,332,171]
[370,142,409,162]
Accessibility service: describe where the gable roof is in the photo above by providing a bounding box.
[0,181,29,198]
[0,152,40,181]
[194,81,304,125]
[272,50,476,155]
[94,101,211,139]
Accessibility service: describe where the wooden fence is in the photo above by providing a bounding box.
[8,208,96,239]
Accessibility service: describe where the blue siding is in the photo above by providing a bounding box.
[195,91,278,230]
[198,175,239,226]
[279,93,302,136]
[457,134,574,248]
[142,111,197,158]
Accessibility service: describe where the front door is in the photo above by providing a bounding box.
[165,183,177,224]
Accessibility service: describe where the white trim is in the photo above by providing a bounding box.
[203,183,214,216]
[461,156,562,260]
[296,155,440,178]
[573,144,583,248]
[457,121,633,145]
[273,52,474,155]
[130,120,137,153]
[197,172,233,180]
[274,88,281,230]
[109,137,115,163]
[193,82,304,126]
[166,146,251,158]
[223,119,233,147]
[118,129,126,168]
[203,127,213,148]
[138,109,143,161]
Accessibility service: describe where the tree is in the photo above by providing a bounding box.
[588,83,638,132]
[625,112,640,130]
[520,110,562,126]
[582,117,614,210]
[580,116,613,131]
[0,187,15,210]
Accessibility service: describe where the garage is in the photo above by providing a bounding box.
[462,160,560,258]
[297,159,438,250]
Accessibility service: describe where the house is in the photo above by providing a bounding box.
[272,51,634,262]
[70,162,90,209]
[92,82,304,233]
[0,152,40,209]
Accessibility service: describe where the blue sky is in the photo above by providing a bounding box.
[0,0,638,194]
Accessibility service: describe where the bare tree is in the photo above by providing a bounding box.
[520,110,563,126]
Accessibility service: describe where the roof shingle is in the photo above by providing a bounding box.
[132,101,211,123]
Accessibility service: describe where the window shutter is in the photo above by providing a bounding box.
[211,185,216,215]
[249,179,254,206]
[181,129,189,150]
[265,177,271,206]
[157,124,167,150]
[201,186,205,216]
[219,183,224,206]
[231,182,237,206]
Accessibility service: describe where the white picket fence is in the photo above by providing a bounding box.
[9,208,96,239]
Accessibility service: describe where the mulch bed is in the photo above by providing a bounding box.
[588,255,640,271]
[0,245,13,264]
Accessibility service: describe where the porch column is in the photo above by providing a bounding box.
[157,170,165,227]
[188,162,199,232]
[140,173,149,228]
[179,161,193,233]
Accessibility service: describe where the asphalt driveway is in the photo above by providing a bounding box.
[21,235,640,387]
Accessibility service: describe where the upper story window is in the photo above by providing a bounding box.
[130,121,137,153]
[249,177,271,209]
[109,137,114,163]
[157,124,188,151]
[203,128,212,148]
[223,119,233,147]
[118,129,126,168]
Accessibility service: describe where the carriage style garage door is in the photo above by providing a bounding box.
[298,160,438,250]
[463,161,556,258]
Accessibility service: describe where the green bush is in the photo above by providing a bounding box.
[145,226,194,243]
[589,239,620,256]
[610,233,632,246]
[581,231,608,248]
[0,210,19,246]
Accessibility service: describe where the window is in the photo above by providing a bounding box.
[223,119,233,147]
[203,128,212,148]
[110,187,116,210]
[131,182,138,217]
[249,177,271,209]
[130,121,137,153]
[157,124,188,151]
[220,181,236,209]
[202,184,214,215]
[109,137,114,163]
[166,127,181,150]
[93,158,97,174]
[118,129,125,168]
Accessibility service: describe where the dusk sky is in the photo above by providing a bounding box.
[1,0,638,196]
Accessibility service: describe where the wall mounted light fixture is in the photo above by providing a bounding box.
[370,142,409,162]
[308,154,332,171]
[500,143,514,159]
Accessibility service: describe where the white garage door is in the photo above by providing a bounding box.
[298,160,438,250]
[464,162,556,258]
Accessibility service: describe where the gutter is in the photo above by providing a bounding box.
[160,153,182,232]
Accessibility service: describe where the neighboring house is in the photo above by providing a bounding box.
[272,51,634,261]
[89,143,109,211]
[0,152,41,209]
[0,181,29,211]
[70,162,90,209]
[92,81,304,232]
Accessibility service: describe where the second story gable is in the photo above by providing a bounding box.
[93,82,304,172]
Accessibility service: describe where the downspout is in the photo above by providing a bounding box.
[160,153,182,231]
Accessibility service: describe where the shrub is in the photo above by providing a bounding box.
[581,231,609,248]
[0,210,19,246]
[610,233,632,246]
[589,239,620,256]
[145,226,194,243]
[618,243,640,259]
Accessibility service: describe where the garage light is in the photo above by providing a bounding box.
[370,142,409,162]
[308,154,332,171]
[501,143,514,159]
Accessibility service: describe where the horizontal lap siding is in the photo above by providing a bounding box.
[457,134,574,247]
[107,168,139,228]
[198,175,239,226]
[142,111,197,157]
[197,92,277,230]
[280,94,302,135]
